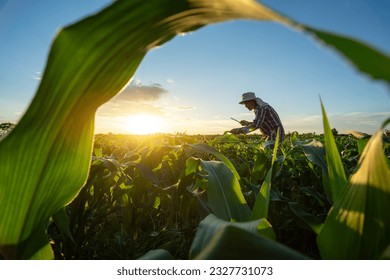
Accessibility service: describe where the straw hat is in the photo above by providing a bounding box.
[239,92,257,104]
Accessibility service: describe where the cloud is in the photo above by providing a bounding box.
[32,71,42,80]
[97,78,169,119]
[113,79,167,102]
[165,106,197,111]
[97,102,164,117]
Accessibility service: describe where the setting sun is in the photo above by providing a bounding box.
[122,114,165,135]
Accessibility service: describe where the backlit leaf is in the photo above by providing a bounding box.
[189,143,241,180]
[317,126,390,259]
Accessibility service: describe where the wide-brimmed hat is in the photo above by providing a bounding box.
[239,92,256,104]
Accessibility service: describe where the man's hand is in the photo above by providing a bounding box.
[239,120,252,126]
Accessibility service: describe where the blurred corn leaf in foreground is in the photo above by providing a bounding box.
[1,0,389,259]
[303,27,390,86]
[317,119,390,259]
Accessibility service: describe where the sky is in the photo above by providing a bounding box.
[0,0,389,135]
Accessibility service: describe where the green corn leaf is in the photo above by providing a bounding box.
[210,133,242,145]
[296,139,332,200]
[189,143,241,181]
[252,152,271,183]
[380,244,390,260]
[288,202,324,235]
[299,140,327,174]
[190,214,307,260]
[250,168,273,220]
[137,249,175,260]
[303,27,390,86]
[348,130,371,155]
[320,99,348,203]
[52,207,76,247]
[200,160,250,222]
[250,129,280,220]
[190,214,274,257]
[317,124,390,259]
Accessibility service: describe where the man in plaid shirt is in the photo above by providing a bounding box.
[230,92,285,142]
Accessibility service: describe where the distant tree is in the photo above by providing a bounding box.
[331,128,338,137]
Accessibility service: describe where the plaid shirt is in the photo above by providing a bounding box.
[251,104,284,141]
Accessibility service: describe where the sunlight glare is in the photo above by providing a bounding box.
[122,114,165,135]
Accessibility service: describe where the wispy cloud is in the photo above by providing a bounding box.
[113,79,167,102]
[97,102,164,117]
[164,106,197,111]
[32,71,42,80]
[98,79,169,117]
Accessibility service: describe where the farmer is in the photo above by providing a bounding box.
[230,92,285,142]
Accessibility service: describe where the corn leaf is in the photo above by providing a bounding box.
[137,249,175,260]
[250,129,280,220]
[189,143,241,180]
[303,27,390,86]
[299,140,327,174]
[190,214,307,260]
[200,160,250,222]
[348,130,371,155]
[288,202,323,235]
[320,99,348,203]
[252,152,271,183]
[317,124,390,259]
[380,244,390,260]
[250,168,273,220]
[297,140,332,201]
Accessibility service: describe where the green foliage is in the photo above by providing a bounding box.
[317,119,390,259]
[320,99,348,203]
[199,160,250,222]
[36,128,390,259]
[250,130,280,220]
[190,215,305,260]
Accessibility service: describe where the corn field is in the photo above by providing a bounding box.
[0,0,389,260]
[48,126,390,260]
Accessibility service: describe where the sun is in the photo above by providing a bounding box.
[122,114,165,135]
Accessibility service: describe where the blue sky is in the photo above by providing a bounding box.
[0,0,389,135]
